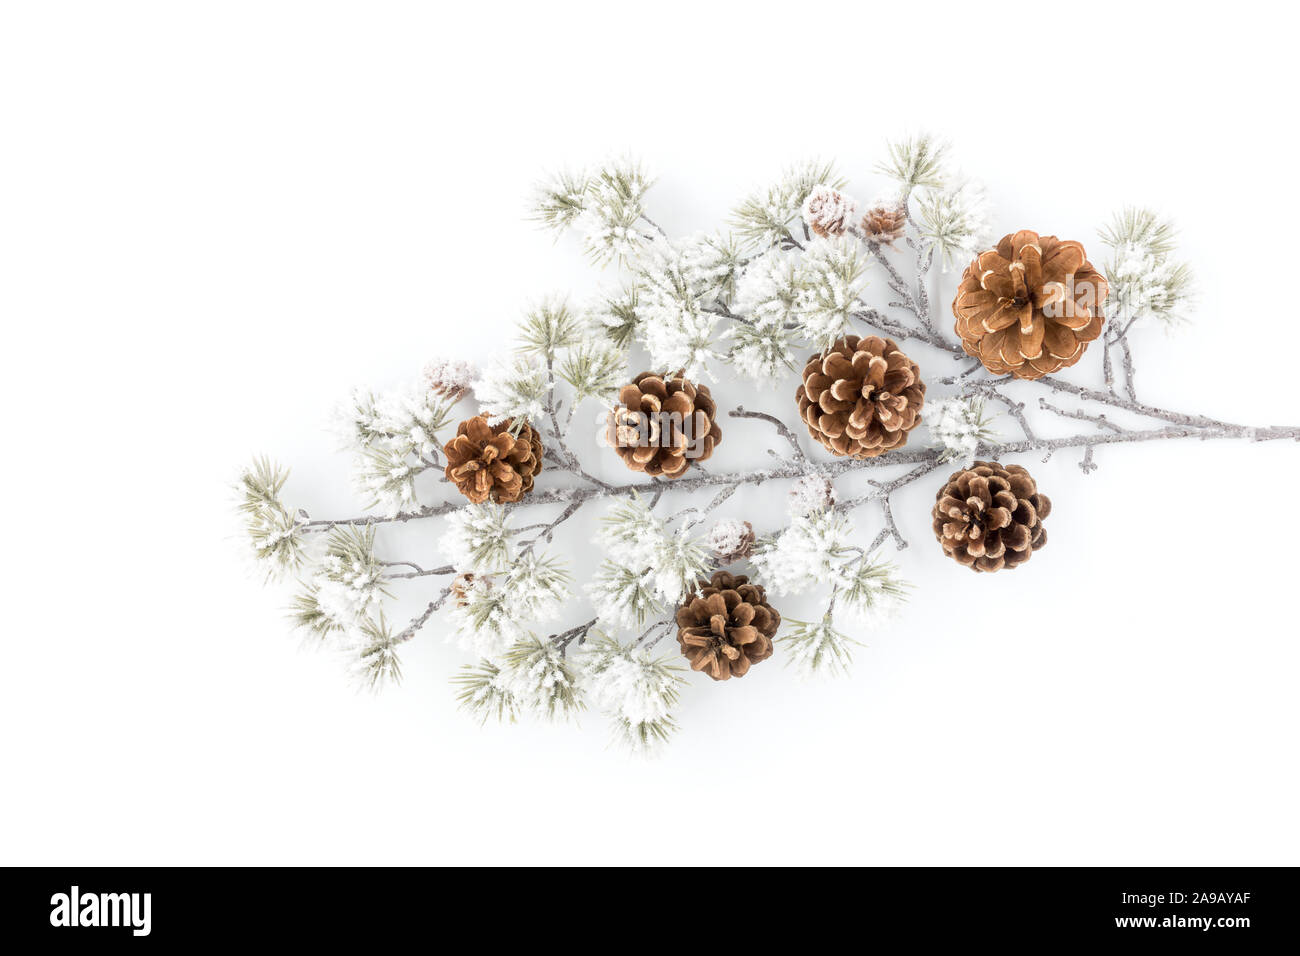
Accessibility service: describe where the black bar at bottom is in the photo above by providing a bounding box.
[3,866,1294,946]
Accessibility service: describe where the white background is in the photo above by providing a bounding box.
[3,1,1298,866]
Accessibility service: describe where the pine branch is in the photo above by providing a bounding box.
[297,416,1300,537]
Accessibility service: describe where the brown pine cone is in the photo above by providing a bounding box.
[861,201,907,244]
[675,571,780,681]
[802,185,859,238]
[932,461,1051,572]
[795,335,925,458]
[953,230,1109,380]
[606,371,721,479]
[443,416,543,504]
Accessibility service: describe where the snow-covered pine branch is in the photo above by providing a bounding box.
[238,140,1297,754]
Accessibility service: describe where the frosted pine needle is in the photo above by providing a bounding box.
[587,285,642,349]
[791,236,869,350]
[730,159,845,248]
[577,636,685,756]
[558,339,627,406]
[875,133,949,192]
[780,617,860,678]
[580,159,653,265]
[751,509,853,596]
[530,169,590,234]
[237,457,304,578]
[496,637,583,722]
[1100,207,1195,329]
[835,553,908,623]
[925,396,1000,465]
[517,296,584,358]
[453,660,518,724]
[473,355,551,429]
[440,503,514,572]
[349,612,403,692]
[915,176,991,270]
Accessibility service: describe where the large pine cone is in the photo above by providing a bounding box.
[606,371,721,479]
[953,230,1109,380]
[675,571,780,681]
[443,416,543,504]
[932,461,1051,572]
[795,335,925,458]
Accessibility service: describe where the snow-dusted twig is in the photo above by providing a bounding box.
[519,500,584,552]
[633,617,675,649]
[852,307,961,357]
[385,563,456,580]
[395,589,453,643]
[543,356,611,491]
[554,617,600,651]
[1102,327,1118,397]
[730,405,808,463]
[1080,446,1098,474]
[968,381,1036,443]
[1118,334,1138,401]
[1037,399,1125,433]
[842,460,946,551]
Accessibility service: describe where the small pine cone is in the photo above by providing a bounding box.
[443,416,543,504]
[788,473,837,515]
[451,572,492,608]
[953,230,1109,380]
[861,201,907,244]
[423,357,476,402]
[675,571,780,681]
[802,184,859,238]
[606,371,721,479]
[932,461,1051,572]
[795,335,926,458]
[708,519,755,564]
